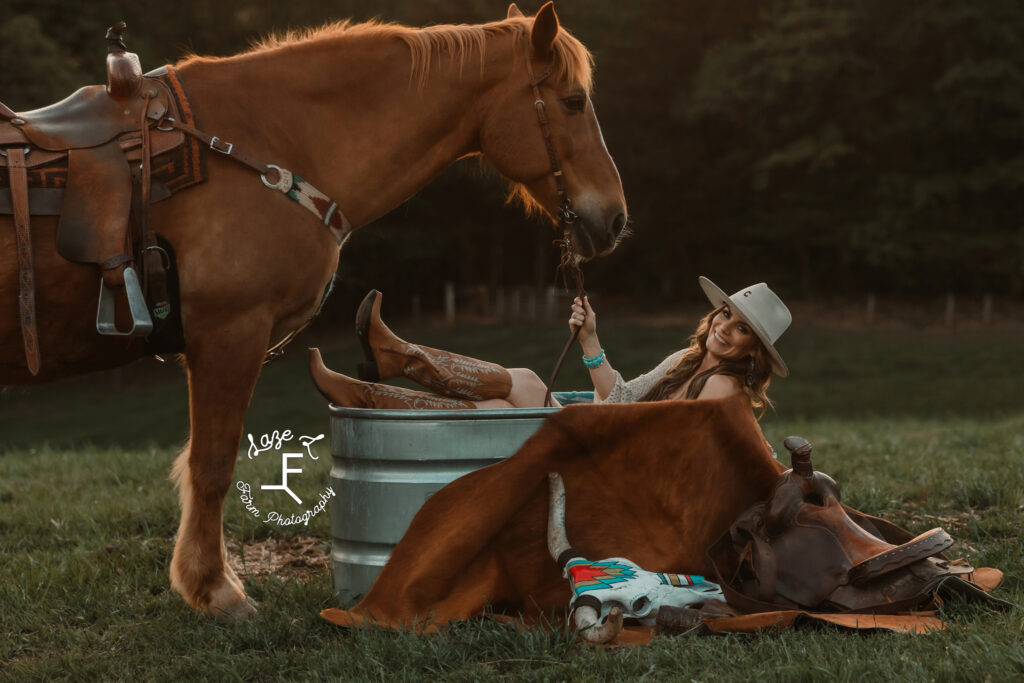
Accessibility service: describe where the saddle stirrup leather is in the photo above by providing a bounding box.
[96,265,153,336]
[95,26,155,338]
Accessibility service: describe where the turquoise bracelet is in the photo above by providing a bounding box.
[582,349,606,369]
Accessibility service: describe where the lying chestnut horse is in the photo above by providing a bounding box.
[0,3,626,617]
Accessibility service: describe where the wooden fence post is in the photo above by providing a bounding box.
[982,293,992,325]
[477,284,489,317]
[945,293,956,328]
[495,288,505,319]
[866,293,876,327]
[444,282,456,325]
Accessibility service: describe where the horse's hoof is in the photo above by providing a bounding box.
[207,596,258,620]
[205,582,258,620]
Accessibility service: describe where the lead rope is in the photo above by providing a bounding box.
[542,232,586,407]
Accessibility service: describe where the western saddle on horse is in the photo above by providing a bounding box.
[1,22,351,375]
[0,22,180,374]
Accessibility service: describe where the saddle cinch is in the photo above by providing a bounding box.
[706,437,1010,620]
[0,22,189,374]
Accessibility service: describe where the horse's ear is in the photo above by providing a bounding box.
[531,2,560,60]
[507,3,524,19]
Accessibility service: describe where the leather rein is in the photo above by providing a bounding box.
[524,45,587,408]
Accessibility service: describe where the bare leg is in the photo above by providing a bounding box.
[473,368,560,409]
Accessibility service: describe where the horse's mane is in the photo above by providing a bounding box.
[182,17,593,93]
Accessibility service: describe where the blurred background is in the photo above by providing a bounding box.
[1,1,1023,448]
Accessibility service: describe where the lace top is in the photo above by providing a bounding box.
[593,350,686,404]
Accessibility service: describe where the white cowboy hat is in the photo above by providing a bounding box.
[698,276,792,377]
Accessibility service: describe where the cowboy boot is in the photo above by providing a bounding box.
[355,290,513,401]
[309,348,475,410]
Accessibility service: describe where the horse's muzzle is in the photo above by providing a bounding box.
[572,207,627,260]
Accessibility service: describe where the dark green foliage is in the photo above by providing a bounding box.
[0,15,83,108]
[682,0,1024,296]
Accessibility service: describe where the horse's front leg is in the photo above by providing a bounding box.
[169,318,271,618]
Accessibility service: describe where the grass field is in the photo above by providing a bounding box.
[1,313,1022,680]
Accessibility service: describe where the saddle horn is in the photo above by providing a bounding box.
[105,21,143,100]
[105,21,129,53]
[767,436,841,535]
[783,435,813,477]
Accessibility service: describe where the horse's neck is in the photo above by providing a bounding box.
[180,35,504,227]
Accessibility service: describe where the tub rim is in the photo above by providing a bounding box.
[328,391,594,421]
[328,405,559,421]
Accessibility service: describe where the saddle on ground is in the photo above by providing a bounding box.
[0,21,187,374]
[707,436,1002,615]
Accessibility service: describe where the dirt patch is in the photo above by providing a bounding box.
[897,501,980,525]
[893,503,983,552]
[226,534,330,582]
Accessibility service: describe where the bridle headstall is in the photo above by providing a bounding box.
[524,42,587,407]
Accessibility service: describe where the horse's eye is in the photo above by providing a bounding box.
[562,95,586,113]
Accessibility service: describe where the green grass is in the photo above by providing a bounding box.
[1,316,1022,680]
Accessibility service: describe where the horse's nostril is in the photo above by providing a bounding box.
[611,213,626,236]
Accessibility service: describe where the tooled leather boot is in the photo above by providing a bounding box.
[309,348,475,410]
[355,290,513,401]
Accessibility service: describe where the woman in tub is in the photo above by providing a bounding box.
[309,276,791,413]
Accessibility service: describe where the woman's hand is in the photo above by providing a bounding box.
[570,296,614,399]
[569,296,598,347]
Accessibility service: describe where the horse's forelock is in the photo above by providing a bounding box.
[499,18,595,94]
[400,18,593,93]
[542,24,595,94]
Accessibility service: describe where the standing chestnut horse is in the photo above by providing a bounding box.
[0,3,626,617]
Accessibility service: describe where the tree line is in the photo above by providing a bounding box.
[2,0,1022,316]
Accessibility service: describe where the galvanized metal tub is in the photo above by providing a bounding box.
[329,391,592,603]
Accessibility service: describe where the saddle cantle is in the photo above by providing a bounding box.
[0,21,201,373]
[707,436,1003,617]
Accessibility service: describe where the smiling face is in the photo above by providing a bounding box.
[706,305,761,362]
